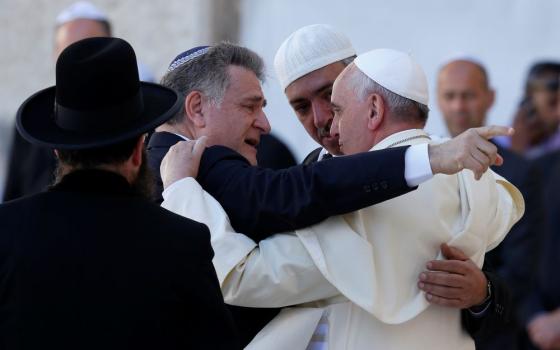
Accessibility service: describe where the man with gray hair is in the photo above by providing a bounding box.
[160,48,523,349]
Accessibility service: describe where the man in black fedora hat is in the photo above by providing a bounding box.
[0,37,239,349]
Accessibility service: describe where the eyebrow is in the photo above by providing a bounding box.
[330,102,341,111]
[289,82,333,106]
[242,95,267,107]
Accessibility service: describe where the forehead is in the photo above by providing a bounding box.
[331,65,358,106]
[224,65,264,100]
[56,19,108,40]
[286,62,346,101]
[438,61,487,90]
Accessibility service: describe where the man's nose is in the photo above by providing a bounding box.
[450,97,467,113]
[255,110,271,134]
[330,115,340,138]
[312,101,334,128]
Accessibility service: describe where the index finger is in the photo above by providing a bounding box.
[426,260,468,275]
[475,125,515,139]
[168,140,190,154]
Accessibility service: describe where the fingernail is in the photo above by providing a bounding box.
[419,282,425,289]
[426,294,432,300]
[420,273,427,280]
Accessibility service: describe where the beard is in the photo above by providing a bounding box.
[53,149,156,201]
[130,150,155,200]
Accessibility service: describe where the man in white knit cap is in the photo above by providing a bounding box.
[274,24,514,340]
[274,24,355,161]
[160,48,524,349]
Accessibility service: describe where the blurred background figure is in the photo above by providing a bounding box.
[437,57,544,350]
[2,1,157,202]
[500,62,560,159]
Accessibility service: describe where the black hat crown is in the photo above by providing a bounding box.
[54,37,143,132]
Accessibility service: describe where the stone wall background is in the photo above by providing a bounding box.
[0,0,240,198]
[3,0,560,197]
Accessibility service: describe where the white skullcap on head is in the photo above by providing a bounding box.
[354,48,429,105]
[56,1,108,25]
[274,24,356,90]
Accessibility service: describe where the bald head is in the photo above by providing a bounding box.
[437,60,495,137]
[54,19,110,59]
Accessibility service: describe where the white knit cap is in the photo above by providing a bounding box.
[354,48,429,105]
[56,1,108,25]
[274,24,356,90]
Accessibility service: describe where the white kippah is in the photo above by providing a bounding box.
[354,48,429,105]
[56,1,108,25]
[274,24,356,90]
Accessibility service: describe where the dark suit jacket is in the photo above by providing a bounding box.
[0,169,239,350]
[256,133,297,170]
[515,152,560,350]
[2,127,56,202]
[197,143,413,238]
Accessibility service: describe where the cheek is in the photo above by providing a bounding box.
[301,118,318,135]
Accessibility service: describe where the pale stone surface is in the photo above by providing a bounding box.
[0,0,230,196]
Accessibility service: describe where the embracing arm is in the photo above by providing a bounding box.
[198,145,413,240]
[161,176,339,307]
[198,126,513,241]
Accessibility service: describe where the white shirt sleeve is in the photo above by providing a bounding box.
[404,143,433,187]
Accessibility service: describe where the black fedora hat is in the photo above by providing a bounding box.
[17,37,182,150]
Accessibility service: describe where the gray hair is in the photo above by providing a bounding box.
[160,42,265,125]
[348,65,429,123]
[340,55,357,67]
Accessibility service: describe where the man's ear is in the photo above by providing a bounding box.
[184,91,206,127]
[367,93,385,131]
[130,135,145,168]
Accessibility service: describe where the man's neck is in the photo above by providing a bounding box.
[58,164,134,185]
[371,121,425,147]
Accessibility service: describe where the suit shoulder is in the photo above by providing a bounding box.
[302,147,323,165]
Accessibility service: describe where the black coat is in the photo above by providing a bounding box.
[0,169,239,350]
[2,127,56,202]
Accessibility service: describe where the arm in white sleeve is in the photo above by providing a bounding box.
[404,143,433,187]
[162,178,339,307]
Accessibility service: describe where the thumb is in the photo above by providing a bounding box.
[192,136,207,159]
[493,153,504,166]
[441,243,469,261]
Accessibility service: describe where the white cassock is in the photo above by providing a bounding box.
[162,129,525,350]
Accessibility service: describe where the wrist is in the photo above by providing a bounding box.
[472,279,492,309]
[427,144,441,175]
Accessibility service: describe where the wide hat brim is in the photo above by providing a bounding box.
[17,82,182,150]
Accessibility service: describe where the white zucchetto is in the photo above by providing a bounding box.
[354,48,429,105]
